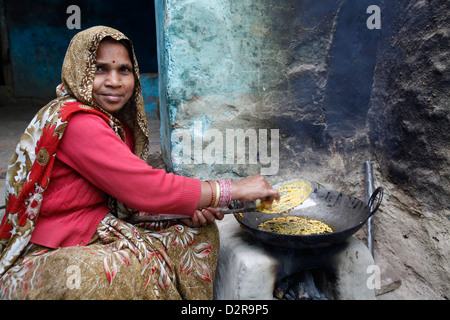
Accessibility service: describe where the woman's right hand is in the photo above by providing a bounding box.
[197,174,279,212]
[231,174,280,204]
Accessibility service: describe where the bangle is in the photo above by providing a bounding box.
[225,180,232,206]
[206,181,215,207]
[217,180,232,207]
[213,181,221,207]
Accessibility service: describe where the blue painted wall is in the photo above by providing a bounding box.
[141,73,159,119]
[4,0,158,117]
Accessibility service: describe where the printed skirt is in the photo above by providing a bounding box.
[0,214,219,300]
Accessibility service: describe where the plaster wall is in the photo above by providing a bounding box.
[156,0,449,299]
[156,0,380,182]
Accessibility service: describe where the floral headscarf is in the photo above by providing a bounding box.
[0,26,149,276]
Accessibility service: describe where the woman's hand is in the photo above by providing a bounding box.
[198,175,279,209]
[231,174,280,204]
[180,207,224,228]
[191,174,279,227]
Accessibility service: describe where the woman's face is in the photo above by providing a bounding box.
[92,39,135,113]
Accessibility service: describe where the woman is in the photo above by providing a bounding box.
[0,26,279,299]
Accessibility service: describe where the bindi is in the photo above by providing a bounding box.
[112,60,115,63]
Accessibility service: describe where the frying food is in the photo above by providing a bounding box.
[257,216,333,235]
[256,180,312,214]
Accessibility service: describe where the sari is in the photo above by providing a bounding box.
[0,26,219,300]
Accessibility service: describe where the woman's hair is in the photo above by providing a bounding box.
[100,36,135,69]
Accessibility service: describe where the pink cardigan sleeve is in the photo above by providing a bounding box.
[56,112,201,216]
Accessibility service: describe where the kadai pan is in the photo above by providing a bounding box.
[234,184,383,249]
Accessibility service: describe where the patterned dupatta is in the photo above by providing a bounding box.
[0,26,149,276]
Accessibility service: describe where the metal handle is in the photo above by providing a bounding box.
[365,161,375,256]
[125,214,192,223]
[221,206,256,215]
[221,200,256,215]
[367,187,383,218]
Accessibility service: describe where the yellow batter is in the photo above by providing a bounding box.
[256,180,313,214]
[257,216,333,235]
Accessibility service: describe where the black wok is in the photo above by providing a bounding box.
[234,185,383,249]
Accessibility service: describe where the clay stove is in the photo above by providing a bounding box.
[213,215,376,300]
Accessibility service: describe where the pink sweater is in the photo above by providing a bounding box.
[30,113,201,248]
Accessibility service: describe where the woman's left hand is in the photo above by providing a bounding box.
[180,207,224,227]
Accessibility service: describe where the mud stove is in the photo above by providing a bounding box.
[213,215,376,300]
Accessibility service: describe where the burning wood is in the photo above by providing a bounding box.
[273,269,332,300]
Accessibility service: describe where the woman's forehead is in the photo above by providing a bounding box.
[96,39,132,63]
